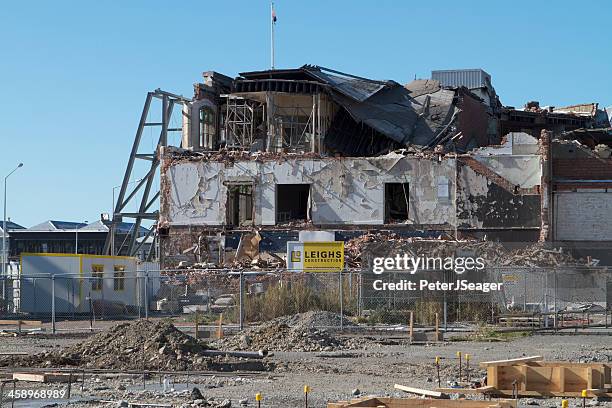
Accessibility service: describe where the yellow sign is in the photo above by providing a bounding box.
[287,241,344,272]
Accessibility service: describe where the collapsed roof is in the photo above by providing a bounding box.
[233,65,479,155]
[191,65,609,157]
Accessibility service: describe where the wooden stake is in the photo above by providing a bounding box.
[465,354,471,383]
[409,311,414,342]
[217,313,224,339]
[194,311,200,340]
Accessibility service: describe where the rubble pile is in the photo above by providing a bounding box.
[213,312,366,352]
[274,311,356,330]
[165,146,321,165]
[229,251,286,270]
[345,232,591,268]
[0,320,215,370]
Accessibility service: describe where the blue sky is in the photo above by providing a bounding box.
[1,0,611,227]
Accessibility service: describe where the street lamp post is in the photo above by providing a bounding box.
[2,163,23,278]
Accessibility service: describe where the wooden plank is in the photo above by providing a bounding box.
[328,398,517,408]
[0,320,42,326]
[394,384,445,398]
[520,365,527,392]
[528,362,610,368]
[440,387,612,398]
[478,390,612,398]
[557,366,565,393]
[488,366,498,389]
[479,356,543,368]
[13,373,47,383]
[12,372,74,383]
[436,387,495,395]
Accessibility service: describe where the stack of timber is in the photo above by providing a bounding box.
[438,356,612,398]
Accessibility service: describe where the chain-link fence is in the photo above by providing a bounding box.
[1,267,610,334]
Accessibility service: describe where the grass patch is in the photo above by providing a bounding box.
[451,325,531,342]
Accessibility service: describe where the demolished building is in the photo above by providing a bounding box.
[106,65,612,267]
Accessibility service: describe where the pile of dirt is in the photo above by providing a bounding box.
[0,320,267,371]
[213,312,366,352]
[275,311,356,330]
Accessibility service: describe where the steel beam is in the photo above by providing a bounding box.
[103,90,190,258]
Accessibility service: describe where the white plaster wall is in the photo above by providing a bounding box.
[473,155,541,188]
[166,157,456,227]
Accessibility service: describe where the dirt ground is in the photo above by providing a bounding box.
[1,331,611,408]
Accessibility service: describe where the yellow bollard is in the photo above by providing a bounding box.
[435,356,441,387]
[255,392,262,408]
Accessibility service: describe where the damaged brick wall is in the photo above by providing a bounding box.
[160,225,225,268]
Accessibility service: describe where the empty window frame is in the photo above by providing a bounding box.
[113,265,126,291]
[200,106,216,148]
[276,184,310,223]
[385,183,409,223]
[227,184,254,227]
[437,176,451,200]
[91,264,104,291]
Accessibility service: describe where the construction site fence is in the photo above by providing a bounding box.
[0,267,611,334]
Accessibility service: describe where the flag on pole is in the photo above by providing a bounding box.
[272,5,277,23]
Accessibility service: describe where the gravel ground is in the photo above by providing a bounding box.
[1,332,611,407]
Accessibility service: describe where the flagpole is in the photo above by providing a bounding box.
[270,1,275,70]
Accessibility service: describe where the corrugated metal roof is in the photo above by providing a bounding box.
[431,69,491,90]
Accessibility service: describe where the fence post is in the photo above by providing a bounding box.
[544,270,549,328]
[348,271,352,302]
[239,270,244,331]
[339,271,344,331]
[357,271,363,317]
[553,269,558,331]
[523,271,527,312]
[443,289,448,332]
[138,275,142,319]
[51,275,56,335]
[144,272,149,320]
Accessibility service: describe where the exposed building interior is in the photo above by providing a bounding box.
[101,65,612,267]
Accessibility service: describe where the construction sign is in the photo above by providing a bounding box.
[286,241,344,272]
